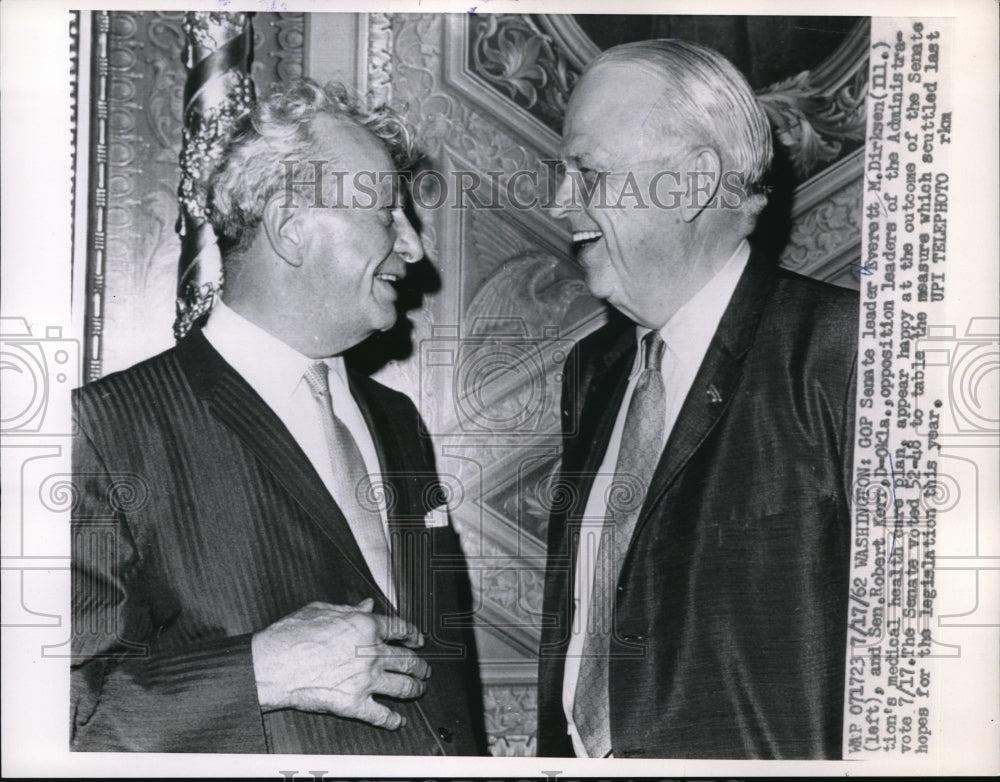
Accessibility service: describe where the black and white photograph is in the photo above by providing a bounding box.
[1,0,997,777]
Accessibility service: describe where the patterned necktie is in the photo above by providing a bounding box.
[303,361,396,608]
[573,331,667,757]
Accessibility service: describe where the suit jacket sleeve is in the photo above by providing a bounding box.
[70,413,267,752]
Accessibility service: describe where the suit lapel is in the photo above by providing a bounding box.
[349,372,425,624]
[176,330,379,596]
[565,321,638,518]
[640,250,776,517]
[348,373,408,506]
[543,320,636,657]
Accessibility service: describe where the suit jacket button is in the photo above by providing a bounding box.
[437,727,454,743]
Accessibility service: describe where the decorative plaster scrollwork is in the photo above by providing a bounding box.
[466,251,589,335]
[756,21,869,179]
[489,453,561,542]
[469,14,577,133]
[394,14,537,176]
[367,12,394,106]
[779,178,864,275]
[145,14,186,151]
[483,685,538,757]
[147,11,185,54]
[758,67,867,179]
[776,149,864,285]
[146,58,185,150]
[477,536,545,615]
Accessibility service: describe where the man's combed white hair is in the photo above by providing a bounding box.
[588,39,774,216]
[208,79,417,256]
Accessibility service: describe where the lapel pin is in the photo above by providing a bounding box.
[707,384,723,404]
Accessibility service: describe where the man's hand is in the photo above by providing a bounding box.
[251,598,430,730]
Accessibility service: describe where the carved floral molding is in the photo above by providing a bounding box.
[469,14,577,135]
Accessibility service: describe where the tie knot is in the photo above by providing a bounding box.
[303,360,331,399]
[641,331,665,373]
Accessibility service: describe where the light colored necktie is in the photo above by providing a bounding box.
[573,331,667,757]
[303,361,396,607]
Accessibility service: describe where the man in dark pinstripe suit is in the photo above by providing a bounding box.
[71,80,484,755]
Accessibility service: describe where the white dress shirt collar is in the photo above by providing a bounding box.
[201,299,352,412]
[633,239,751,377]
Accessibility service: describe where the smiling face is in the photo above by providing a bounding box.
[290,117,423,356]
[552,63,720,329]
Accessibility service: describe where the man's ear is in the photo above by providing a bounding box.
[682,147,722,224]
[261,192,306,267]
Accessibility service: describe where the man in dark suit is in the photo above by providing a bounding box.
[71,80,484,754]
[538,40,857,759]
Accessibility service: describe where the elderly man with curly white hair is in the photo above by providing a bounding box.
[70,80,485,755]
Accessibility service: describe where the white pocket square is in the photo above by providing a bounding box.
[423,505,450,528]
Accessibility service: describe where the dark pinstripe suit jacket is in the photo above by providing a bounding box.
[538,251,858,759]
[71,329,485,754]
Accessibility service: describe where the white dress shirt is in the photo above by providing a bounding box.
[562,240,751,756]
[202,300,390,538]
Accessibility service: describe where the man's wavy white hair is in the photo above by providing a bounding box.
[208,79,418,256]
